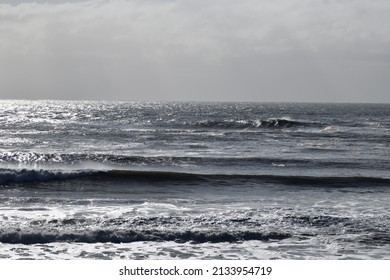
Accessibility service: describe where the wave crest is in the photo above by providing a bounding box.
[195,118,321,129]
[0,168,93,185]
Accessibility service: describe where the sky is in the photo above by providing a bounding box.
[0,0,389,103]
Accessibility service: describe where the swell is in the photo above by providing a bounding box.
[1,168,389,187]
[0,229,291,245]
[98,170,390,187]
[0,168,94,185]
[195,118,323,129]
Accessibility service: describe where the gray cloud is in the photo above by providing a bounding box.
[1,0,389,102]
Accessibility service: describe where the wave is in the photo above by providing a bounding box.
[195,118,323,129]
[98,171,390,188]
[0,168,94,185]
[1,168,389,187]
[0,152,132,164]
[1,213,387,245]
[4,152,385,171]
[1,152,274,165]
[97,170,390,185]
[0,229,291,244]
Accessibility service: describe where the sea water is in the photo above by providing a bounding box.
[0,100,389,259]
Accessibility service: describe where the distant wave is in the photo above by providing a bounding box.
[1,168,389,187]
[0,229,291,244]
[195,118,323,129]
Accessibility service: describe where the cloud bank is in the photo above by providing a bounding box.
[1,0,389,102]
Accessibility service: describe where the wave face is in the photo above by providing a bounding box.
[1,168,389,188]
[1,101,390,259]
[3,152,388,170]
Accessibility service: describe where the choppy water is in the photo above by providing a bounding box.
[0,100,389,259]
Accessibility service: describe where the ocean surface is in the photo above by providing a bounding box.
[0,100,389,259]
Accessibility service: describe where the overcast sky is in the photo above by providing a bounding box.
[1,0,389,102]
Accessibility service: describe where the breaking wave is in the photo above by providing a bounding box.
[0,229,291,244]
[0,168,93,185]
[1,152,303,165]
[195,118,323,129]
[3,152,386,172]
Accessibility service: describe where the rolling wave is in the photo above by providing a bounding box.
[3,152,385,171]
[1,168,389,187]
[0,168,93,185]
[195,118,323,129]
[98,170,390,187]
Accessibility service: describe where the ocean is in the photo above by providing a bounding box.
[0,100,389,259]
